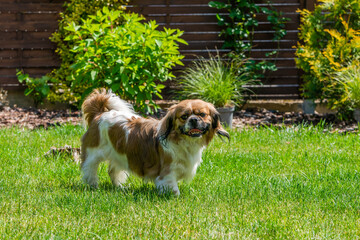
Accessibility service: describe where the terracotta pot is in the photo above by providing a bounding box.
[216,106,235,128]
[354,109,360,123]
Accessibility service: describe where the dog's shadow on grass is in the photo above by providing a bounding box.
[65,181,177,201]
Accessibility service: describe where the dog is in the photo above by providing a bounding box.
[80,89,230,196]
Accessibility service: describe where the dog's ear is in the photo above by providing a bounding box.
[210,106,230,142]
[157,105,176,143]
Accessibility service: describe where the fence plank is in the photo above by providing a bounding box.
[0,40,56,49]
[0,3,63,12]
[0,0,306,99]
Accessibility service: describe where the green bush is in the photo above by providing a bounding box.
[16,70,50,107]
[16,0,128,105]
[48,0,128,104]
[177,54,253,108]
[65,7,186,112]
[209,0,288,80]
[295,0,360,114]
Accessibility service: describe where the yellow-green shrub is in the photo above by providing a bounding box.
[295,0,360,114]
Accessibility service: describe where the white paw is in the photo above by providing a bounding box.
[83,176,98,188]
[173,189,180,197]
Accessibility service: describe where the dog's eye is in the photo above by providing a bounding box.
[181,115,188,120]
[199,113,206,118]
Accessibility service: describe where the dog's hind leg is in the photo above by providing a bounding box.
[108,156,129,187]
[81,148,103,188]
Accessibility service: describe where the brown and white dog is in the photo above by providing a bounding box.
[80,89,229,196]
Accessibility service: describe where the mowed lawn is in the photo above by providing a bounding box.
[0,124,359,239]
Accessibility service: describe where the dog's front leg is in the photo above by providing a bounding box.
[155,174,180,196]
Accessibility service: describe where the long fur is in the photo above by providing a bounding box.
[81,88,135,126]
[80,88,229,196]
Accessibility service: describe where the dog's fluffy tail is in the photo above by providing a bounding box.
[81,88,135,126]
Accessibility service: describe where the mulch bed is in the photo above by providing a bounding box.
[0,106,358,133]
[233,108,359,133]
[0,107,82,129]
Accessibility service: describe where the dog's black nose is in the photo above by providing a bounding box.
[189,117,199,126]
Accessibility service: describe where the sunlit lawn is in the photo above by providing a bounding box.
[0,124,359,239]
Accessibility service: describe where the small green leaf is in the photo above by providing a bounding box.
[209,1,227,9]
[176,38,188,45]
[121,74,129,82]
[111,84,120,92]
[91,71,97,81]
[155,40,162,47]
[105,79,112,85]
[24,88,34,96]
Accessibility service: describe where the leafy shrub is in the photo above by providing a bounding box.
[16,0,128,105]
[16,70,50,107]
[209,0,288,80]
[177,54,253,107]
[335,63,360,109]
[48,0,128,104]
[65,7,186,112]
[295,0,360,113]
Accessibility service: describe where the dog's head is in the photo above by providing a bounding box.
[158,99,230,144]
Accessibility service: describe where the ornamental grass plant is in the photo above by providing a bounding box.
[336,63,360,109]
[177,54,254,108]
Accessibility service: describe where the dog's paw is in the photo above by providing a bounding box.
[83,176,99,189]
[156,185,180,197]
[173,189,180,197]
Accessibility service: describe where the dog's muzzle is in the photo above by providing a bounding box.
[180,117,209,138]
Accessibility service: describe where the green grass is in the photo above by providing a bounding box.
[0,124,360,239]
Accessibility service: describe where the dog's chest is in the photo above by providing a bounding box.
[164,141,205,180]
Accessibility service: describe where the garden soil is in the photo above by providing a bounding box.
[0,106,358,134]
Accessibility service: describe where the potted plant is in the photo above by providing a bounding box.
[336,63,360,122]
[302,99,316,114]
[176,54,254,128]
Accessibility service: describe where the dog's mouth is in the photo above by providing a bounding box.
[184,128,207,137]
[179,122,210,138]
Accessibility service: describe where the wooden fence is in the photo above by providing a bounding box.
[0,0,316,99]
